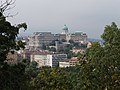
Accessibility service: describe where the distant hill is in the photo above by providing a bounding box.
[88,38,104,45]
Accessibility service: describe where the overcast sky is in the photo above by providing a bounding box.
[7,0,120,39]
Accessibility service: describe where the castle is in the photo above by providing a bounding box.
[28,25,87,50]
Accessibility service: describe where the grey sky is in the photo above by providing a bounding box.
[7,0,120,39]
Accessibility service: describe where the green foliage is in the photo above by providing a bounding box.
[49,40,56,46]
[42,43,47,50]
[49,47,56,52]
[25,61,39,79]
[69,39,74,44]
[0,1,29,90]
[0,63,28,90]
[0,12,27,62]
[29,67,80,90]
[101,22,120,48]
[78,22,120,90]
[61,39,66,42]
[17,23,27,30]
[73,52,81,57]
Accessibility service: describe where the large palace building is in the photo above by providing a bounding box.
[28,25,87,50]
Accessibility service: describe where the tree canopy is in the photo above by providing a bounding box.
[0,1,28,89]
[78,22,120,90]
[0,0,27,63]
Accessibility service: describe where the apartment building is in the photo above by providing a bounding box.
[59,61,70,68]
[71,48,86,54]
[59,57,79,67]
[30,52,67,67]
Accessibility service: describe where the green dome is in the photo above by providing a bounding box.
[63,25,68,30]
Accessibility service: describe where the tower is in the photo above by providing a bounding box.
[62,25,70,42]
[62,25,69,34]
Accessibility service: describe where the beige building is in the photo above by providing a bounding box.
[70,32,87,42]
[59,57,79,67]
[29,32,55,50]
[59,61,70,68]
[69,58,79,66]
[6,52,18,64]
[30,52,67,67]
[28,26,87,50]
[71,48,86,54]
[87,41,92,48]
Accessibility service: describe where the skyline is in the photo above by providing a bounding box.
[7,0,120,39]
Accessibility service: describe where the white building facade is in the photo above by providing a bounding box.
[31,53,67,67]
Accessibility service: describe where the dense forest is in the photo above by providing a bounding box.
[0,0,120,90]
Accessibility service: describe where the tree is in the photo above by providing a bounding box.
[0,0,27,63]
[42,43,46,50]
[49,47,56,52]
[61,39,66,42]
[0,62,29,90]
[78,22,120,89]
[63,48,73,59]
[101,22,120,89]
[0,1,28,90]
[73,42,80,48]
[30,67,74,90]
[49,40,55,46]
[69,39,74,44]
[25,61,39,78]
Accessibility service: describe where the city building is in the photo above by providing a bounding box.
[31,52,48,67]
[28,32,55,50]
[59,57,79,67]
[59,61,70,68]
[6,52,18,64]
[69,57,79,66]
[28,25,87,50]
[70,32,87,43]
[87,41,92,48]
[30,52,67,67]
[71,48,86,54]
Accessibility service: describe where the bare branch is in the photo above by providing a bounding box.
[0,0,16,13]
[5,12,18,18]
[0,1,8,7]
[5,5,16,11]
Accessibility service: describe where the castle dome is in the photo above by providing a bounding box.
[62,25,68,30]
